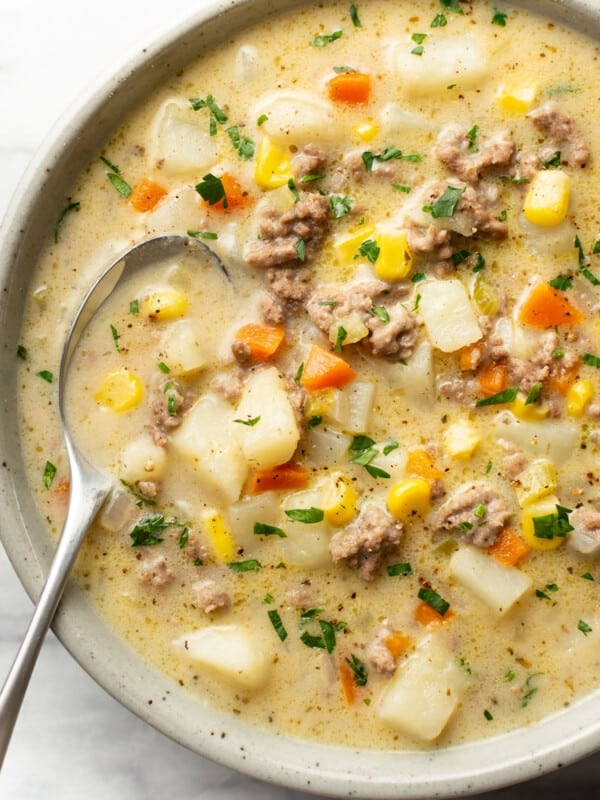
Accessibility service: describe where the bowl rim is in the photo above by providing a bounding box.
[2,0,600,796]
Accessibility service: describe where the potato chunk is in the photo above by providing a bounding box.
[419,279,482,352]
[377,636,469,741]
[450,546,532,614]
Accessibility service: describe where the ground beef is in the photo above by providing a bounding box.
[434,484,512,547]
[507,331,559,392]
[244,192,330,268]
[231,338,253,366]
[136,480,159,499]
[569,508,600,556]
[266,266,312,304]
[528,101,590,167]
[286,375,308,433]
[329,501,403,581]
[307,281,417,360]
[436,125,515,182]
[192,579,230,613]
[137,553,175,588]
[437,374,478,405]
[455,182,509,239]
[367,622,397,676]
[291,143,328,181]
[260,291,285,325]
[404,223,455,260]
[285,584,315,607]
[151,375,192,447]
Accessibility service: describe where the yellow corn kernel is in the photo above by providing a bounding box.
[203,511,236,562]
[511,393,550,422]
[496,81,538,115]
[334,225,376,265]
[374,231,413,282]
[353,122,379,142]
[95,369,143,411]
[254,136,293,189]
[387,478,431,523]
[142,288,187,320]
[514,459,557,507]
[520,495,566,551]
[523,170,571,227]
[322,472,359,526]
[443,419,480,459]
[566,379,594,417]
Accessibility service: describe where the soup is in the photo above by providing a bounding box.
[17,0,600,749]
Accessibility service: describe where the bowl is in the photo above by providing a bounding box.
[1,0,600,796]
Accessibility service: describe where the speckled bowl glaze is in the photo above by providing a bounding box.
[1,0,600,796]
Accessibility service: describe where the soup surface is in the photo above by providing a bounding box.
[17,0,600,749]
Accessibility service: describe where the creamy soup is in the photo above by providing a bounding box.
[17,0,600,750]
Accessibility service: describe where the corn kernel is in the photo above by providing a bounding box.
[566,379,593,417]
[95,369,143,411]
[496,81,538,114]
[520,495,566,551]
[334,225,376,265]
[254,136,293,189]
[203,511,236,562]
[322,473,359,526]
[374,231,413,282]
[511,393,550,421]
[387,478,431,523]
[514,459,557,507]
[523,169,571,227]
[142,288,187,320]
[353,122,379,142]
[443,419,480,459]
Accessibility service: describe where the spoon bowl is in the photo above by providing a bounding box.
[0,234,227,768]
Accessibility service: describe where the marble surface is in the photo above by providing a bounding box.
[0,1,599,798]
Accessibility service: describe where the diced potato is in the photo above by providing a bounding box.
[514,459,557,507]
[145,185,208,236]
[387,478,431,523]
[419,279,482,352]
[494,410,578,465]
[95,369,143,411]
[234,367,300,469]
[334,226,377,265]
[523,170,571,227]
[170,393,248,505]
[305,426,354,467]
[202,510,236,562]
[496,81,538,114]
[320,472,359,526]
[450,546,532,615]
[520,494,567,551]
[254,135,293,189]
[174,625,270,689]
[253,90,341,144]
[344,381,376,433]
[374,230,413,282]
[374,340,434,406]
[142,287,187,320]
[280,489,331,568]
[369,445,408,482]
[379,103,431,135]
[566,379,594,417]
[235,44,263,83]
[304,387,350,427]
[153,102,218,176]
[228,492,280,549]
[389,35,489,96]
[158,319,208,375]
[328,312,369,347]
[443,418,480,459]
[119,433,167,483]
[377,636,470,741]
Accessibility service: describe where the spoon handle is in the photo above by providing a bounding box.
[0,463,111,769]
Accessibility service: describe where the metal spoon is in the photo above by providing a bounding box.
[0,234,228,767]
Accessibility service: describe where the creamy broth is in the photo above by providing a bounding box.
[18,0,600,750]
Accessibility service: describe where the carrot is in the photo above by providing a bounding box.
[477,361,508,397]
[129,178,168,212]
[339,658,357,705]
[234,323,285,362]
[405,449,443,482]
[414,602,455,628]
[327,72,371,105]
[459,343,481,371]
[204,173,250,211]
[488,528,531,567]
[548,357,580,395]
[517,282,584,329]
[300,345,356,391]
[248,461,309,494]
[384,631,411,660]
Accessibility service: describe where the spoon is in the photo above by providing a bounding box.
[0,234,228,767]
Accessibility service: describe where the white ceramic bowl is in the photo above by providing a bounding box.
[1,0,600,796]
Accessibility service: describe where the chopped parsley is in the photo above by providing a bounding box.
[296,238,307,262]
[300,619,338,653]
[370,305,390,323]
[301,172,326,184]
[107,172,133,199]
[16,344,28,361]
[233,416,261,426]
[36,370,54,384]
[226,125,255,160]
[583,352,600,368]
[335,325,348,352]
[382,441,399,455]
[431,12,447,26]
[418,587,450,616]
[581,571,595,581]
[312,30,343,47]
[227,559,262,573]
[195,173,228,207]
[575,235,600,285]
[349,435,391,479]
[475,387,518,407]
[441,0,464,13]
[268,609,288,641]
[532,505,573,540]
[157,362,171,374]
[294,362,304,383]
[42,461,56,489]
[484,709,494,721]
[349,4,362,27]
[330,194,353,219]
[54,200,80,243]
[548,274,573,291]
[578,619,592,636]
[411,32,427,55]
[187,229,219,240]
[120,480,157,507]
[521,673,542,707]
[99,155,120,173]
[254,522,287,538]
[492,9,508,26]
[257,113,268,126]
[466,124,479,152]
[129,514,173,546]
[411,272,426,283]
[362,147,422,171]
[387,562,413,577]
[178,528,189,549]
[423,185,465,218]
[129,299,140,314]
[525,381,543,405]
[357,238,380,263]
[333,65,357,74]
[189,94,228,134]
[284,507,324,523]
[392,183,412,193]
[346,654,368,686]
[287,178,300,202]
[110,324,120,351]
[543,150,562,169]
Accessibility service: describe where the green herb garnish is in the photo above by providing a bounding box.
[227,125,255,160]
[42,461,56,489]
[296,238,307,262]
[418,587,450,616]
[227,559,262,573]
[357,238,380,263]
[195,173,227,207]
[330,194,353,219]
[187,229,219,240]
[312,30,343,47]
[475,387,518,407]
[285,507,324,523]
[268,609,288,641]
[532,505,573,540]
[387,562,413,577]
[335,325,348,352]
[254,522,287,538]
[234,416,261,426]
[129,514,172,546]
[54,201,80,243]
[424,185,465,218]
[36,370,53,384]
[346,654,368,686]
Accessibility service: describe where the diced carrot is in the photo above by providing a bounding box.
[517,282,584,329]
[477,361,508,397]
[129,178,168,212]
[234,323,285,362]
[414,602,455,628]
[405,449,443,482]
[459,343,480,371]
[339,657,357,705]
[488,528,531,566]
[204,173,250,211]
[384,631,411,660]
[548,357,580,395]
[301,345,356,391]
[327,72,372,105]
[247,461,309,494]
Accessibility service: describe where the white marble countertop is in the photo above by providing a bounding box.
[0,1,599,798]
